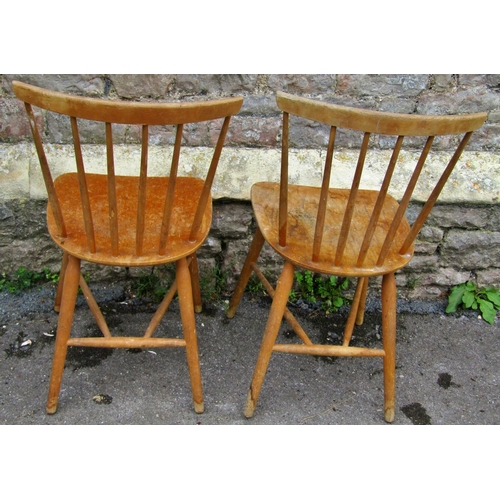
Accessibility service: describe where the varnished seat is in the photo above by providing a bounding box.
[13,80,243,415]
[227,91,486,422]
[49,173,210,266]
[251,182,412,276]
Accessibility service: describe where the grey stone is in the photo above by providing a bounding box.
[417,86,500,115]
[337,74,429,98]
[211,203,253,239]
[268,74,336,95]
[174,74,257,97]
[427,205,497,230]
[418,225,445,242]
[440,230,500,269]
[110,75,174,99]
[2,74,104,96]
[198,236,222,258]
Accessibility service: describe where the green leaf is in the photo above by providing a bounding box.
[477,298,496,324]
[465,281,477,291]
[446,285,465,313]
[333,296,344,307]
[463,290,476,309]
[484,289,500,308]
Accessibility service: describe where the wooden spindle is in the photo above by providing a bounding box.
[71,116,96,253]
[159,124,183,254]
[399,132,473,255]
[356,135,404,268]
[24,103,66,238]
[189,115,232,242]
[312,126,336,263]
[334,132,370,266]
[106,122,119,256]
[376,136,434,266]
[136,125,149,257]
[278,112,289,248]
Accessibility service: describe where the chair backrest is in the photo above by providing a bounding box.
[12,80,243,258]
[276,91,487,269]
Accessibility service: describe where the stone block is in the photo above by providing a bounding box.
[174,74,258,96]
[336,74,428,98]
[211,203,253,239]
[440,230,500,269]
[431,75,455,92]
[0,144,31,199]
[109,74,174,99]
[0,98,33,141]
[407,254,439,271]
[2,74,104,96]
[427,205,494,230]
[476,268,500,288]
[417,86,500,115]
[268,74,336,95]
[198,236,222,258]
[227,116,281,147]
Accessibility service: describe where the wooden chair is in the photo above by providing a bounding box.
[227,91,486,422]
[12,80,243,415]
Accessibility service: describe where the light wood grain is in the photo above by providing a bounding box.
[230,91,487,422]
[13,80,243,415]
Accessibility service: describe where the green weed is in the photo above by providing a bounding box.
[245,276,265,296]
[134,266,174,301]
[293,269,350,314]
[446,281,500,325]
[200,263,228,301]
[0,267,59,294]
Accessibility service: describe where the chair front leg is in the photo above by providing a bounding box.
[177,257,204,414]
[47,254,81,414]
[244,260,295,418]
[381,272,397,423]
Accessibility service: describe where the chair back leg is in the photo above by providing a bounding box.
[227,227,265,319]
[189,254,203,314]
[54,251,69,312]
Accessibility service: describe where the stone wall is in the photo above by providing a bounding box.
[1,74,500,300]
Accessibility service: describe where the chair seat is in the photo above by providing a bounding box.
[251,181,413,277]
[47,173,211,266]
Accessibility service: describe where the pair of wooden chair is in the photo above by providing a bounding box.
[13,81,487,422]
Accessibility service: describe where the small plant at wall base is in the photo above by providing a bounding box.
[446,281,500,324]
[0,268,59,294]
[200,263,228,301]
[292,270,350,314]
[245,276,265,296]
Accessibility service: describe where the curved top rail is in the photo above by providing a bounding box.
[276,91,487,137]
[12,81,243,125]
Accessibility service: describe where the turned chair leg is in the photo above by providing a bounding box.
[46,254,81,414]
[189,253,203,314]
[227,227,265,319]
[355,276,369,326]
[177,257,204,414]
[381,272,397,423]
[54,251,69,313]
[244,260,295,418]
